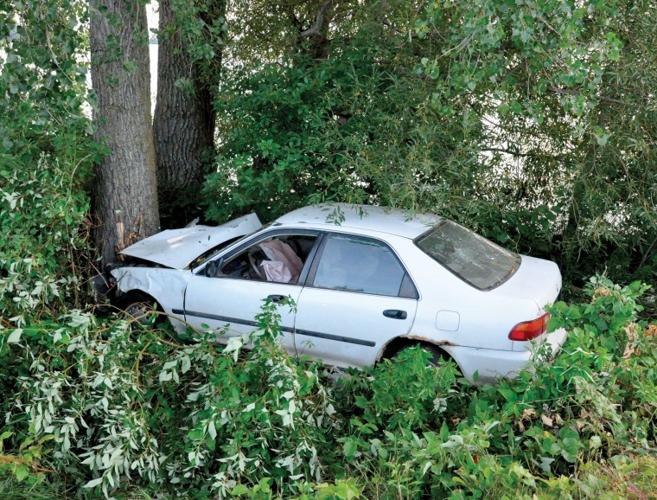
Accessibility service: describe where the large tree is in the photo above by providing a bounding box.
[89,0,160,265]
[153,0,225,226]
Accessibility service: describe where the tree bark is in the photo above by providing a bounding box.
[153,0,220,227]
[90,0,160,266]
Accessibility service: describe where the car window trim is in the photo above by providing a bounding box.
[193,227,322,286]
[304,233,329,286]
[298,232,325,286]
[306,231,419,299]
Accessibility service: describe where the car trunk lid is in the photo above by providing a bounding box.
[492,255,562,311]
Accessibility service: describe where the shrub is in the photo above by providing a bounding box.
[1,276,655,498]
[1,299,338,497]
[0,0,100,323]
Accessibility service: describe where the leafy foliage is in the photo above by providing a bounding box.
[205,0,657,284]
[2,278,657,498]
[0,0,100,322]
[1,300,339,497]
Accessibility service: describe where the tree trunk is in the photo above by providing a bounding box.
[90,0,160,266]
[153,0,219,227]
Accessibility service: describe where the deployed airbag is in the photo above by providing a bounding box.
[258,239,304,283]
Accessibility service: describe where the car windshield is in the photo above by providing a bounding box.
[189,223,271,270]
[415,221,520,290]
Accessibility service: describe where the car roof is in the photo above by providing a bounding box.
[273,203,442,239]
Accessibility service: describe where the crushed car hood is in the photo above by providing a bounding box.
[120,213,262,269]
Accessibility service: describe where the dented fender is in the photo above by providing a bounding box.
[110,267,190,331]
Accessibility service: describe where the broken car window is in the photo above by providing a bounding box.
[415,221,520,290]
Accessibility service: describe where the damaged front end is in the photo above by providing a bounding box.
[91,257,167,309]
[92,212,262,310]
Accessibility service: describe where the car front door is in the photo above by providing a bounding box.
[294,232,419,367]
[181,229,320,354]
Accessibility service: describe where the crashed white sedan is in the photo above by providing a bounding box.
[104,203,566,383]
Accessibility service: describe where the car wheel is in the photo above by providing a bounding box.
[123,299,160,327]
[393,344,444,366]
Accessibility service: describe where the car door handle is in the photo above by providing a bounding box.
[267,294,286,303]
[383,309,407,320]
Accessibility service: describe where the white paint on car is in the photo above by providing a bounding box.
[435,310,460,332]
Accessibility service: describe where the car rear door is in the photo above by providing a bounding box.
[293,232,419,367]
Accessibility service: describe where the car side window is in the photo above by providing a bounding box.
[312,234,414,297]
[206,233,317,285]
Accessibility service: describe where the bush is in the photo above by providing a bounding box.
[0,300,338,497]
[0,0,100,323]
[1,277,656,498]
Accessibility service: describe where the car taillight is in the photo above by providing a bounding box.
[508,313,549,341]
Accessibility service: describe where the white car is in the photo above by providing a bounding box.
[105,203,566,383]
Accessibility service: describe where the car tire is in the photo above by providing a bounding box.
[122,297,161,328]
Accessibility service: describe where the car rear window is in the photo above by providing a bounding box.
[415,221,520,290]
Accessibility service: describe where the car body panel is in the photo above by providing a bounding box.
[387,237,516,351]
[488,255,562,352]
[182,274,299,353]
[276,203,441,239]
[442,326,567,383]
[110,266,189,332]
[398,237,563,353]
[492,255,562,312]
[294,288,418,367]
[120,213,262,269]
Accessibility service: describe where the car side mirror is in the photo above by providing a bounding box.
[204,258,223,278]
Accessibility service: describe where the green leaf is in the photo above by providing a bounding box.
[7,328,22,344]
[83,477,103,488]
[14,464,29,482]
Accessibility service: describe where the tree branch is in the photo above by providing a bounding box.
[300,0,333,39]
[480,147,532,157]
[549,86,626,105]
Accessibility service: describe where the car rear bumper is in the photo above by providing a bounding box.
[443,328,567,384]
